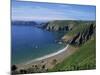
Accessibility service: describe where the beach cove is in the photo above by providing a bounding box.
[12,24,68,65]
[12,24,78,71]
[16,44,78,71]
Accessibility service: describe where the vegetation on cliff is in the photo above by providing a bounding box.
[50,36,96,71]
[46,20,96,71]
[11,20,96,74]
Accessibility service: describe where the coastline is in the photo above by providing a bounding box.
[25,44,69,65]
[17,44,78,70]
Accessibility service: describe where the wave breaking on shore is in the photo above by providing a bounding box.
[24,44,69,65]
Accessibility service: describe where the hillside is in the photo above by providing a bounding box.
[11,20,96,74]
[43,20,95,32]
[50,36,96,71]
[45,20,96,71]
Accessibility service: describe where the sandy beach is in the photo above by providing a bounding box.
[17,44,78,70]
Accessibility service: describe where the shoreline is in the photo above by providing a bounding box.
[17,44,77,70]
[24,44,69,65]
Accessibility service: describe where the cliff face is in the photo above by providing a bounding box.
[70,24,95,46]
[45,20,96,72]
[42,20,95,32]
[42,20,96,46]
[44,20,76,31]
[45,20,95,45]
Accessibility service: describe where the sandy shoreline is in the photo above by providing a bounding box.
[24,44,69,65]
[17,44,77,70]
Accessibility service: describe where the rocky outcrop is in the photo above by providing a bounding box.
[43,20,95,45]
[70,24,95,46]
[41,20,95,46]
[42,20,76,31]
[46,24,73,31]
[40,22,49,29]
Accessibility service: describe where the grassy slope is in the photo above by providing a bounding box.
[50,36,96,71]
[67,24,89,36]
[65,21,95,36]
[62,21,96,42]
[47,20,96,71]
[47,20,95,28]
[62,24,90,41]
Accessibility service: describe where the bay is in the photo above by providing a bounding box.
[11,25,66,64]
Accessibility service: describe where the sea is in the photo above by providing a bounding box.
[11,23,66,65]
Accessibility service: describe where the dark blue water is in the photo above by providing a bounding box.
[12,25,65,64]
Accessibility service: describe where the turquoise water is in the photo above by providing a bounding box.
[12,25,66,64]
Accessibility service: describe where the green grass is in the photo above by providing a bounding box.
[48,20,95,39]
[49,36,96,72]
[67,24,89,36]
[46,20,96,72]
[66,22,95,36]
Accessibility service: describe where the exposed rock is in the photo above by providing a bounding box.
[40,22,49,29]
[70,24,95,46]
[46,25,69,31]
[43,20,75,31]
[58,41,63,44]
[41,20,95,46]
[62,35,72,43]
[70,32,80,44]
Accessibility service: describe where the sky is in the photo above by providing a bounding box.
[12,0,96,21]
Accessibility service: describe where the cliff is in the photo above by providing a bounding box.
[42,20,95,46]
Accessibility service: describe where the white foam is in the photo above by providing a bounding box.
[25,44,69,65]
